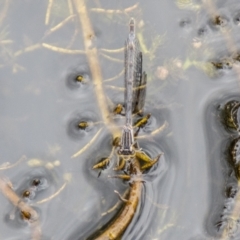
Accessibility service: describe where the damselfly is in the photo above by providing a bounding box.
[119,18,147,155]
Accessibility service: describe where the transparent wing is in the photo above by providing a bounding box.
[132,52,147,113]
[135,70,147,113]
[124,28,139,125]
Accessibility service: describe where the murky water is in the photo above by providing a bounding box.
[1,0,240,239]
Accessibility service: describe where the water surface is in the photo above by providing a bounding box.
[1,0,240,239]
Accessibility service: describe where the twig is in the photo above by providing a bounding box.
[0,178,41,240]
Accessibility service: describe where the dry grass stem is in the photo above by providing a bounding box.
[48,15,75,34]
[105,85,124,91]
[71,127,103,158]
[100,52,123,63]
[0,155,26,170]
[90,3,139,14]
[42,43,85,54]
[14,44,42,57]
[100,47,124,54]
[45,0,54,25]
[104,69,124,82]
[36,182,67,204]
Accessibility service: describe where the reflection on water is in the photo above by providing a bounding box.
[1,0,240,239]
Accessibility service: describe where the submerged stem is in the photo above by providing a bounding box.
[73,0,120,137]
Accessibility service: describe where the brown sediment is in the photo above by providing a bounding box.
[202,0,240,85]
[95,159,142,240]
[220,180,240,239]
[0,178,41,240]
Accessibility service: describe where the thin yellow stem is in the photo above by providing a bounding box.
[14,44,42,57]
[90,3,139,14]
[48,15,75,34]
[0,155,26,170]
[103,69,124,82]
[100,52,123,63]
[36,182,67,204]
[100,47,124,54]
[71,128,103,158]
[45,0,54,25]
[42,43,85,54]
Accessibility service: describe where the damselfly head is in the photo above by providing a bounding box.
[129,18,135,33]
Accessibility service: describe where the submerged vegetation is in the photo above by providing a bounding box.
[1,0,240,239]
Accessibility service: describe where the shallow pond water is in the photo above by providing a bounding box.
[1,0,240,239]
